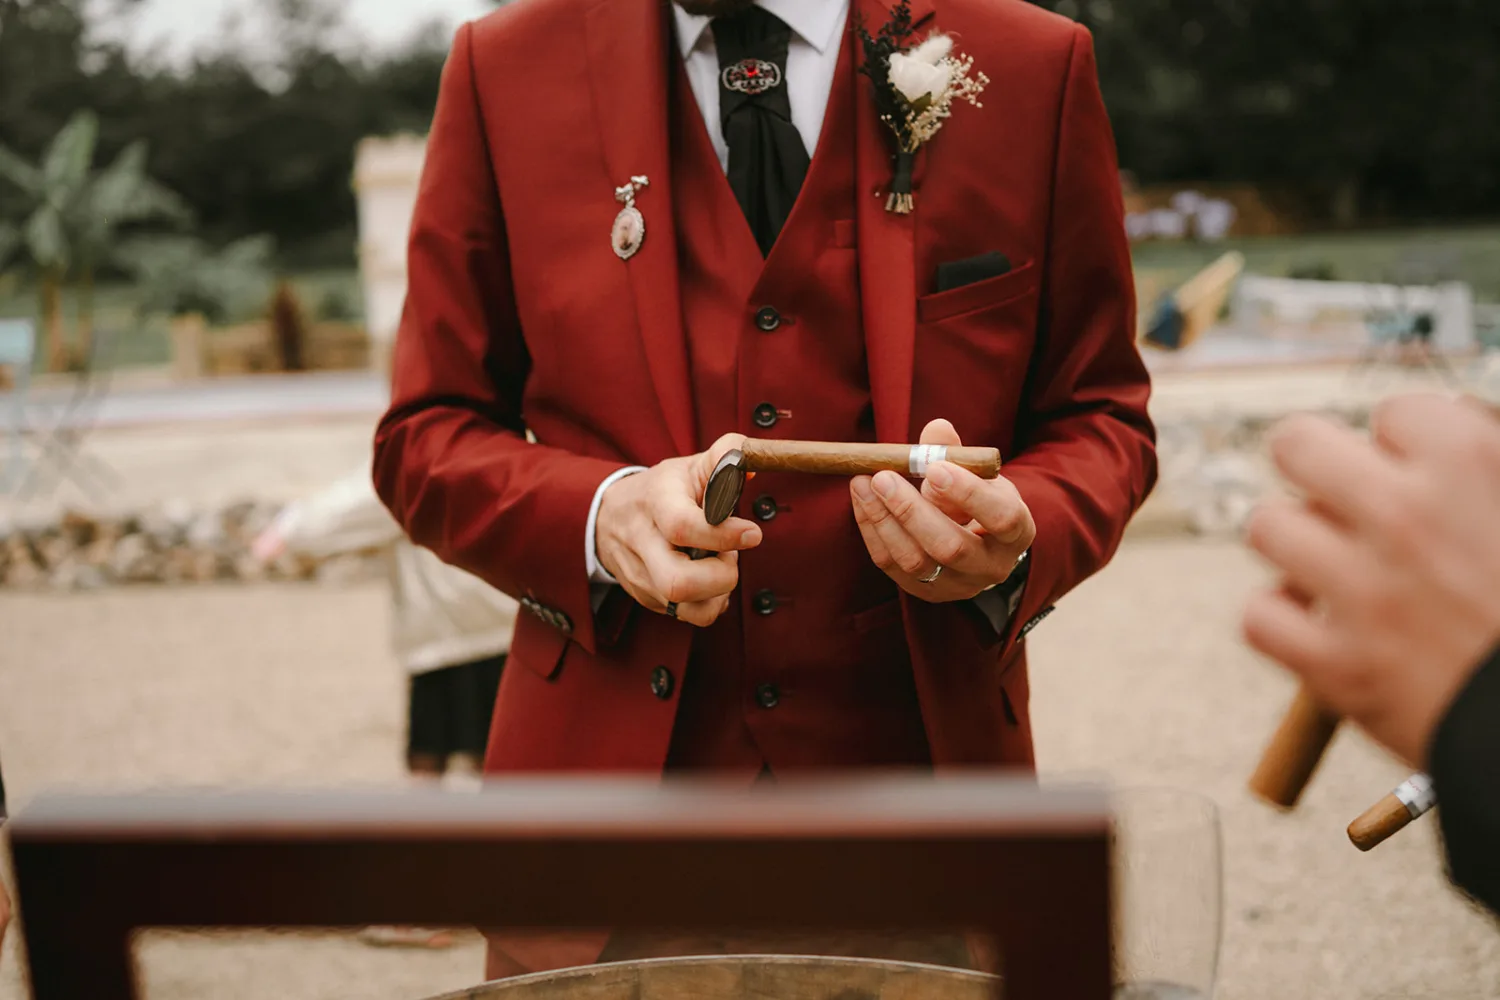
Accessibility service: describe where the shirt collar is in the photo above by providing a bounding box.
[671,0,848,59]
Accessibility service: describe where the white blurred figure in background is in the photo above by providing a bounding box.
[252,466,518,949]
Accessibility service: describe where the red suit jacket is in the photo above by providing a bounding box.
[373,0,1157,774]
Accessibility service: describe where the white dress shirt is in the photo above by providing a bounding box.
[672,0,850,170]
[580,3,1025,639]
[585,0,849,585]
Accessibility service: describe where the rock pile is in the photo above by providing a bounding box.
[1149,406,1367,537]
[0,407,1369,590]
[0,501,386,591]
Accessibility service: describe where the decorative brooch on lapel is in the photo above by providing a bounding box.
[611,175,649,260]
[858,2,989,214]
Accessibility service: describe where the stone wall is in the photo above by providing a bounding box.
[0,502,386,591]
[1136,405,1368,537]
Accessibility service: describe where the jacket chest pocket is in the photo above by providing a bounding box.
[917,259,1039,325]
[913,261,1040,435]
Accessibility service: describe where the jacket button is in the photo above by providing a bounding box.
[752,403,779,429]
[756,683,780,709]
[755,306,781,332]
[650,665,675,700]
[753,589,778,615]
[752,495,778,522]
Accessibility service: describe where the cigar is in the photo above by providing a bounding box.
[703,441,1002,526]
[1348,773,1436,851]
[739,440,1002,479]
[1247,686,1342,809]
[688,440,1002,559]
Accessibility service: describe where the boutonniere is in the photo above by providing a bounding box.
[858,1,989,214]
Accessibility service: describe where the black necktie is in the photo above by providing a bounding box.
[713,6,810,257]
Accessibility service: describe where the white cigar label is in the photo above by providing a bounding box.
[1394,773,1436,819]
[909,445,948,477]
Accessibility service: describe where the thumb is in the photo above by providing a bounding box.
[918,419,968,524]
[695,433,748,485]
[919,418,963,447]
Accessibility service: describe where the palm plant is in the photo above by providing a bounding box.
[0,110,190,370]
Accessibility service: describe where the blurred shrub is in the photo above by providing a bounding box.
[122,234,276,325]
[316,287,357,322]
[1287,262,1339,282]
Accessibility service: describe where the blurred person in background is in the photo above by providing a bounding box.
[253,468,518,948]
[1245,393,1500,918]
[1,754,10,949]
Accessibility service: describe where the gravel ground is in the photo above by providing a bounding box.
[1,541,1497,1000]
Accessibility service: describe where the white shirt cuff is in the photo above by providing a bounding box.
[585,466,648,583]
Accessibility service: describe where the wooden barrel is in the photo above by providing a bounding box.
[424,955,1000,1000]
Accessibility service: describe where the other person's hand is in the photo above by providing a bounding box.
[1244,394,1500,765]
[851,419,1034,603]
[595,434,762,626]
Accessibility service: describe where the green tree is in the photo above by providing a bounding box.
[0,108,188,369]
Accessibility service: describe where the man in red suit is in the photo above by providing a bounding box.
[374,0,1155,977]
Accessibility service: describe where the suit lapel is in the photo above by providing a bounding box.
[854,0,934,445]
[585,0,696,457]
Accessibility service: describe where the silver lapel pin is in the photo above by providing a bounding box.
[611,175,649,260]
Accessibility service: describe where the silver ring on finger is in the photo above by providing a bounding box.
[665,602,680,619]
[917,564,944,585]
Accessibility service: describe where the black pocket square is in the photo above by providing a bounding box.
[935,251,1013,293]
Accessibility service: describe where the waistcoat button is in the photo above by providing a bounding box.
[753,589,778,615]
[755,306,782,332]
[650,665,675,700]
[752,403,778,429]
[756,683,781,709]
[752,495,778,521]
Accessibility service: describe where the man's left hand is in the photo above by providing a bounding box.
[851,419,1035,602]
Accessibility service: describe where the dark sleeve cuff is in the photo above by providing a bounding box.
[972,586,1016,636]
[1429,645,1500,917]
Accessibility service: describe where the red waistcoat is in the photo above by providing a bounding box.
[664,27,929,774]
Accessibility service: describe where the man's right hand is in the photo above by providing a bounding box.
[595,434,762,626]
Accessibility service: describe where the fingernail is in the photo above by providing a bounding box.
[927,464,953,490]
[741,528,761,547]
[872,473,897,499]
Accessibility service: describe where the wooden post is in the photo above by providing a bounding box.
[168,313,206,381]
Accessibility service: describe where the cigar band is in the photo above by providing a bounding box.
[1394,773,1436,818]
[909,445,948,477]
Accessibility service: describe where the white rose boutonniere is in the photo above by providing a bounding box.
[888,50,952,109]
[859,2,989,214]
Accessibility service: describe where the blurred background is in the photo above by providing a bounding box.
[1,1,1499,998]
